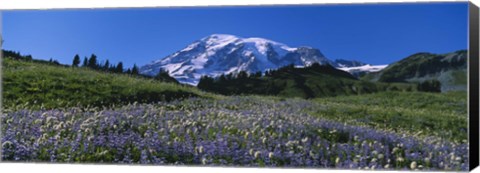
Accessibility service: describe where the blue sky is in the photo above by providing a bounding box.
[2,2,468,68]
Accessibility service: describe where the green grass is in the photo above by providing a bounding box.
[309,91,467,142]
[2,57,215,110]
[451,69,467,85]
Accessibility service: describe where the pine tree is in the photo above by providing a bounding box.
[417,80,441,92]
[237,71,248,79]
[198,76,214,91]
[82,57,88,67]
[109,64,116,72]
[115,62,124,73]
[254,71,262,78]
[103,60,110,71]
[131,64,139,75]
[72,54,81,67]
[219,74,227,83]
[25,55,33,61]
[88,54,98,69]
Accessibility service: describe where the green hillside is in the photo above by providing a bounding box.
[198,63,417,98]
[363,50,467,92]
[2,57,213,110]
[310,91,467,141]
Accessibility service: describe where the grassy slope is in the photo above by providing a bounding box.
[310,91,467,141]
[362,50,467,92]
[2,57,214,110]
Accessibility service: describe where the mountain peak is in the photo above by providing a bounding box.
[140,35,355,85]
[204,33,238,39]
[201,34,240,44]
[200,34,295,51]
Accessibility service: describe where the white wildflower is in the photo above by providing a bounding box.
[46,116,57,124]
[2,141,13,148]
[392,147,399,154]
[254,151,261,159]
[410,161,417,169]
[424,157,430,164]
[33,119,43,125]
[353,135,359,141]
[54,134,61,140]
[455,156,462,161]
[268,152,274,159]
[301,137,309,143]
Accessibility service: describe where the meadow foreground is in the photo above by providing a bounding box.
[1,93,468,171]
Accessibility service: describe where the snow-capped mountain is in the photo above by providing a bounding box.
[338,64,388,77]
[140,34,334,85]
[334,59,367,68]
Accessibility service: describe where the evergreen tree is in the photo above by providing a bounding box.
[25,55,33,61]
[53,60,60,65]
[154,69,177,83]
[226,73,233,80]
[115,62,124,73]
[82,57,88,67]
[198,76,215,91]
[417,80,441,92]
[88,54,98,69]
[72,54,81,67]
[253,71,262,78]
[131,64,139,75]
[126,68,132,74]
[103,60,110,71]
[108,64,115,72]
[265,70,271,76]
[218,74,227,83]
[310,62,321,69]
[237,71,248,79]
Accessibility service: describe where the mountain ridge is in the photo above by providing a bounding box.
[362,50,467,92]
